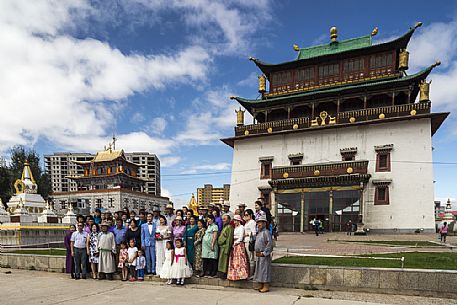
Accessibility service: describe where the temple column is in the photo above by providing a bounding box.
[300,192,305,232]
[287,107,291,119]
[265,110,268,122]
[329,190,334,232]
[311,103,315,119]
[391,91,395,106]
[271,189,277,219]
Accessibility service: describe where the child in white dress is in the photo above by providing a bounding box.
[170,239,192,285]
[160,241,174,284]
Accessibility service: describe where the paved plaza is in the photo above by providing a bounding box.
[273,232,456,256]
[0,268,455,305]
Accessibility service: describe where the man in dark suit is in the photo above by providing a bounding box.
[141,212,157,275]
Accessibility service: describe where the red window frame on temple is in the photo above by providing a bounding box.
[376,152,391,172]
[374,186,390,205]
[260,160,272,179]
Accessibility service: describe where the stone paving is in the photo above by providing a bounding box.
[1,268,456,305]
[273,232,456,256]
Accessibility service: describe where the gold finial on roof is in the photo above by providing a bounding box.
[414,21,423,29]
[293,44,300,51]
[330,26,338,42]
[432,60,441,68]
[371,27,379,36]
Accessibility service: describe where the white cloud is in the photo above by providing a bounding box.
[161,156,181,167]
[131,112,145,124]
[181,162,231,174]
[237,72,258,87]
[175,86,253,145]
[148,117,167,135]
[0,0,210,153]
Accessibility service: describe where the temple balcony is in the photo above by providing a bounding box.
[269,160,371,189]
[234,101,431,137]
[272,160,369,179]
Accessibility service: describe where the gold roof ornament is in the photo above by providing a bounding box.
[258,74,267,93]
[330,26,338,42]
[293,44,300,51]
[235,108,245,126]
[419,79,431,102]
[371,27,379,36]
[188,193,198,215]
[398,49,409,70]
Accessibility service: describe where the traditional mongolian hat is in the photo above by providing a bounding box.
[100,221,110,227]
[165,203,174,210]
[238,203,247,208]
[223,202,231,207]
[198,205,208,210]
[175,215,183,221]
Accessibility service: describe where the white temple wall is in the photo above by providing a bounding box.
[229,118,435,232]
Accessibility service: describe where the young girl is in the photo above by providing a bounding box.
[170,239,192,285]
[118,241,128,281]
[127,239,138,281]
[160,240,174,285]
[136,249,146,281]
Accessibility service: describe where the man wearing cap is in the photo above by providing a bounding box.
[164,203,175,229]
[238,203,247,217]
[70,222,88,280]
[217,214,234,279]
[223,202,234,220]
[152,205,161,227]
[141,212,157,275]
[97,221,117,280]
[254,214,273,293]
[197,205,206,221]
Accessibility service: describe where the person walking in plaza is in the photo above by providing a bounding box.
[440,222,449,243]
[254,214,273,293]
[227,215,249,281]
[86,223,99,279]
[202,215,219,277]
[155,215,171,275]
[141,212,157,275]
[194,219,206,277]
[172,216,186,246]
[243,209,256,278]
[97,221,117,280]
[64,224,76,278]
[70,222,88,280]
[184,215,198,267]
[346,220,353,236]
[217,214,234,279]
[170,239,193,285]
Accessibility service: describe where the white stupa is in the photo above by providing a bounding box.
[62,204,76,224]
[7,161,46,222]
[38,201,58,223]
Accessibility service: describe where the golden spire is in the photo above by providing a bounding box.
[371,27,379,36]
[330,26,338,42]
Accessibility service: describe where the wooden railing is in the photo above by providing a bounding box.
[234,102,431,137]
[272,160,369,179]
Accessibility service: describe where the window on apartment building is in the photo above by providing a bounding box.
[96,199,102,209]
[374,186,390,205]
[260,160,272,179]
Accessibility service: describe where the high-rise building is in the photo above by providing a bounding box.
[197,184,230,206]
[223,23,448,233]
[45,151,161,196]
[45,153,93,193]
[124,152,161,196]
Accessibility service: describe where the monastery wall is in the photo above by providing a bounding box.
[229,118,435,232]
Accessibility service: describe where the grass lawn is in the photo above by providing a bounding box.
[9,249,66,256]
[334,240,444,247]
[273,252,457,270]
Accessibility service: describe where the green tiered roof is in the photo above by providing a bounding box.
[232,65,437,112]
[297,35,372,60]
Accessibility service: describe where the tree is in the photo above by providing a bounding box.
[0,165,12,207]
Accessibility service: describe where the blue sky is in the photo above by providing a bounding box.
[1,0,457,206]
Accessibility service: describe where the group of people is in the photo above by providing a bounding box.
[64,200,274,292]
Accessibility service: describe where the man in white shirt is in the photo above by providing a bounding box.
[70,222,88,280]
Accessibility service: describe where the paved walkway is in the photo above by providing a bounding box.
[274,232,456,256]
[1,269,456,305]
